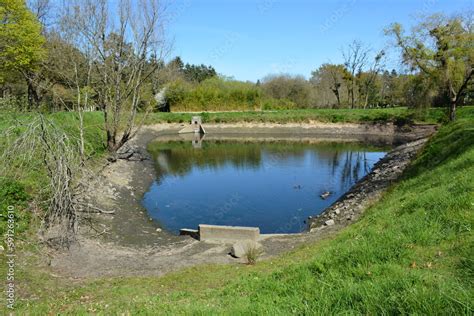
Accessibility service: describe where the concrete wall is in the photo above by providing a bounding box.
[199,224,260,242]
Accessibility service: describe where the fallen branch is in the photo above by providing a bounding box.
[77,203,115,214]
[93,228,110,237]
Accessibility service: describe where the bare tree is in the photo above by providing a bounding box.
[51,7,99,161]
[27,0,51,27]
[361,50,385,108]
[342,40,369,108]
[63,0,169,152]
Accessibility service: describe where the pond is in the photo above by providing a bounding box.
[142,138,388,234]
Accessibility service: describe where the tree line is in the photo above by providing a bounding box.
[1,0,473,124]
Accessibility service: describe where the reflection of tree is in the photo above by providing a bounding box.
[339,151,372,190]
[341,151,353,186]
[148,140,383,187]
[149,141,314,180]
[319,149,373,191]
[150,141,265,182]
[363,152,370,174]
[167,143,258,169]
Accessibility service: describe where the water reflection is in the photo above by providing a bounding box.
[143,138,387,234]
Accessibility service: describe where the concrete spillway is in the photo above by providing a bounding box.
[178,116,206,134]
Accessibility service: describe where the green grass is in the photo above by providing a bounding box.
[2,106,473,314]
[0,111,106,155]
[142,106,474,125]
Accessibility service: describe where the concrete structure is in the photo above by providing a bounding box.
[198,224,260,242]
[192,136,203,149]
[179,228,199,239]
[178,116,206,134]
[191,116,202,125]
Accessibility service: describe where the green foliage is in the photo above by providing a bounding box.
[311,63,349,108]
[261,74,313,108]
[183,63,217,83]
[0,110,106,157]
[0,96,28,111]
[0,110,107,250]
[0,178,30,236]
[386,13,474,119]
[0,0,46,82]
[165,77,263,111]
[261,98,296,110]
[0,178,28,210]
[48,111,107,156]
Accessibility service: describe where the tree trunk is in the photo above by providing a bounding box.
[106,130,116,152]
[106,132,130,153]
[27,79,40,110]
[449,98,456,121]
[364,92,369,109]
[331,88,341,108]
[350,81,355,109]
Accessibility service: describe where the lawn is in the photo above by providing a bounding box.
[143,106,459,125]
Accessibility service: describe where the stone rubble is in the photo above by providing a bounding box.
[308,137,429,231]
[116,145,149,161]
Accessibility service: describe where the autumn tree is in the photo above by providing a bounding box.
[387,13,474,120]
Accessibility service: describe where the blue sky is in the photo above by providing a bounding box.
[168,0,472,82]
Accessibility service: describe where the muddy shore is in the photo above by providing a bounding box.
[46,122,436,279]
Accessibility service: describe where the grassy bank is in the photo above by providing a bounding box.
[144,107,461,124]
[2,108,472,314]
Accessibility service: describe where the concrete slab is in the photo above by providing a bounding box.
[180,228,199,239]
[198,224,260,242]
[178,116,206,134]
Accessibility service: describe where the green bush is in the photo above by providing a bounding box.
[0,97,27,111]
[262,98,296,110]
[164,77,264,111]
[0,178,30,237]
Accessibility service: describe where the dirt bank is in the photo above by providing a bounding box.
[45,122,436,279]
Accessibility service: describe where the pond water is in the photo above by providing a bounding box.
[142,138,387,234]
